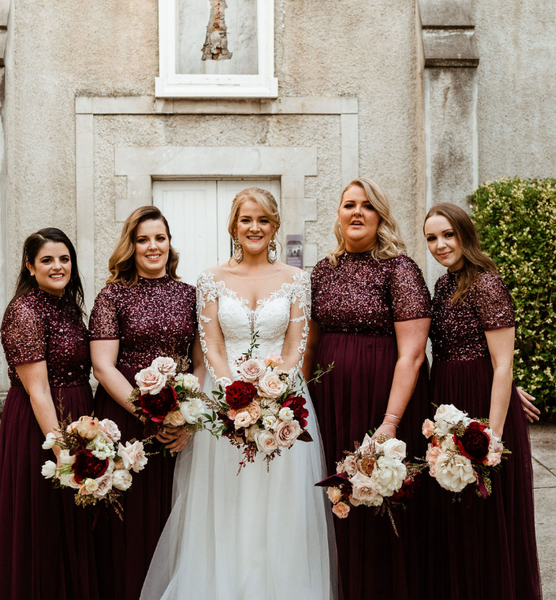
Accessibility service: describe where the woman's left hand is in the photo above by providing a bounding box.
[372,422,398,440]
[517,387,541,423]
[156,425,191,452]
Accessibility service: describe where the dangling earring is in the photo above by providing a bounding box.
[268,237,278,264]
[232,235,243,264]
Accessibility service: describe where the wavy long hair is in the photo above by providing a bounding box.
[328,178,406,266]
[5,228,86,318]
[227,187,281,237]
[424,203,498,304]
[107,206,179,286]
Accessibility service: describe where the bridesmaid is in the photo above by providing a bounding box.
[307,178,431,600]
[90,206,197,600]
[0,228,98,600]
[424,203,542,600]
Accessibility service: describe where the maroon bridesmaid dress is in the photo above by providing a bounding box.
[89,275,196,600]
[0,288,98,600]
[427,270,542,600]
[311,251,431,600]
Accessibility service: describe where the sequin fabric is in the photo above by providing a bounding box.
[311,252,431,335]
[89,275,196,368]
[430,270,515,362]
[1,288,90,387]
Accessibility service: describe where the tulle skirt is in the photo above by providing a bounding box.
[0,383,98,600]
[311,333,430,600]
[93,365,176,600]
[140,378,337,600]
[426,357,542,600]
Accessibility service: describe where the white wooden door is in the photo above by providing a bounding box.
[153,179,280,285]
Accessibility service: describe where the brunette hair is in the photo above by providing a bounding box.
[227,187,281,238]
[5,228,86,318]
[424,203,498,304]
[328,178,406,266]
[106,206,179,286]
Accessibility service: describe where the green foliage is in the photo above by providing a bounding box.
[471,177,556,415]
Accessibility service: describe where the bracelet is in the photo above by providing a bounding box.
[381,421,399,429]
[384,413,401,421]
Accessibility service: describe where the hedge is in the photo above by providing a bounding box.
[471,177,556,415]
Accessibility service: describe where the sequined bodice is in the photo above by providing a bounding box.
[311,252,431,336]
[1,288,90,387]
[89,275,196,368]
[430,271,515,362]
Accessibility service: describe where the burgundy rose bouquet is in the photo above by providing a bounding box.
[41,415,148,519]
[316,433,420,535]
[127,356,207,439]
[206,351,312,472]
[420,404,510,499]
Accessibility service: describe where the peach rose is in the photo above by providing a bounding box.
[264,354,284,368]
[135,366,166,395]
[238,358,266,383]
[255,430,279,454]
[234,411,252,429]
[332,502,351,518]
[164,409,186,427]
[422,419,435,439]
[245,400,262,424]
[73,416,102,440]
[258,371,287,399]
[274,419,302,447]
[327,487,342,504]
[426,444,443,476]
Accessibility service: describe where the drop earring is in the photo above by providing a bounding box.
[232,235,243,264]
[267,237,278,264]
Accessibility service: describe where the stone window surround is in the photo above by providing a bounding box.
[75,95,359,309]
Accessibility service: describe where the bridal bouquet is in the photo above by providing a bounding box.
[127,356,206,438]
[316,433,421,535]
[206,351,312,471]
[421,404,510,499]
[41,415,147,518]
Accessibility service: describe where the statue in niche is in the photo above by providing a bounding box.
[202,0,233,61]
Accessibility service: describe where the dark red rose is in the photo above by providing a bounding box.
[140,386,178,423]
[283,395,309,429]
[225,381,256,411]
[455,421,490,463]
[392,472,422,501]
[72,449,109,483]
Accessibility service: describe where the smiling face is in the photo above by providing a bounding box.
[234,199,277,259]
[134,219,170,278]
[338,185,381,252]
[424,215,465,272]
[27,241,71,297]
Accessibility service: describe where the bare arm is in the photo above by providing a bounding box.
[485,327,515,438]
[302,319,321,382]
[373,318,431,439]
[91,339,135,414]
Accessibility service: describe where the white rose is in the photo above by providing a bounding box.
[234,411,252,429]
[359,433,374,455]
[245,425,260,442]
[180,398,205,425]
[117,441,148,473]
[42,432,58,450]
[59,449,75,467]
[370,456,407,497]
[255,430,279,454]
[376,438,407,461]
[434,404,471,436]
[258,371,287,399]
[92,472,113,498]
[278,407,294,422]
[41,460,57,479]
[434,453,476,493]
[82,478,99,494]
[237,358,266,383]
[99,419,121,442]
[112,469,133,491]
[440,435,457,452]
[151,356,177,376]
[60,472,80,489]
[180,373,201,393]
[90,435,116,460]
[262,415,277,430]
[134,366,167,395]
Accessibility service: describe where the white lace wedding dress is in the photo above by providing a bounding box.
[140,269,337,600]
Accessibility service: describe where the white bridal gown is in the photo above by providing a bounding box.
[141,269,337,600]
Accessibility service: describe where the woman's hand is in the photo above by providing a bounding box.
[372,422,398,440]
[156,425,191,452]
[517,387,541,423]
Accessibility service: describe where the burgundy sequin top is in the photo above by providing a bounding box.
[430,270,515,362]
[1,288,90,387]
[89,275,196,368]
[311,252,431,335]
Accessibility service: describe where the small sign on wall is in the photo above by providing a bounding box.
[286,235,303,269]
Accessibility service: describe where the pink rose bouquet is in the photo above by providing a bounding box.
[41,415,148,519]
[419,404,510,500]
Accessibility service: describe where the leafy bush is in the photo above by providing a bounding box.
[471,177,556,415]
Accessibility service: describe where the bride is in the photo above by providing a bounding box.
[141,187,337,600]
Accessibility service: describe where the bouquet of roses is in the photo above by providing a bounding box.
[316,433,421,535]
[128,356,207,439]
[205,351,312,471]
[420,404,510,499]
[41,415,147,519]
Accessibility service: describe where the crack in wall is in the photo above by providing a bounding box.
[202,0,233,61]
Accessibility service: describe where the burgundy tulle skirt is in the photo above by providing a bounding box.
[426,357,542,600]
[93,365,176,600]
[0,383,98,600]
[311,333,430,600]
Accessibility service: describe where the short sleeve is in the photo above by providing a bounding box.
[389,255,432,322]
[470,272,515,331]
[1,301,47,366]
[89,286,120,340]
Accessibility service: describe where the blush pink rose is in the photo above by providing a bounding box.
[117,441,148,473]
[92,472,113,498]
[135,367,167,395]
[238,358,266,383]
[327,487,342,504]
[349,471,380,504]
[255,430,279,454]
[258,371,287,399]
[99,419,121,442]
[274,419,302,447]
[426,444,443,476]
[151,356,177,376]
[234,411,252,429]
[343,454,358,477]
[332,502,350,518]
[422,419,435,439]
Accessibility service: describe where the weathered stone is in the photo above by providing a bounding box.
[422,29,479,67]
[419,0,474,28]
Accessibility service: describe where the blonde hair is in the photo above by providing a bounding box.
[328,178,406,266]
[228,187,281,237]
[106,206,180,286]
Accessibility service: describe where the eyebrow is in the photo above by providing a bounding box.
[39,254,70,259]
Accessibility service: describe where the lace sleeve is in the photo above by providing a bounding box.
[281,271,311,383]
[196,271,233,387]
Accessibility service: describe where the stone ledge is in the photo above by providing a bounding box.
[419,0,474,28]
[423,29,479,68]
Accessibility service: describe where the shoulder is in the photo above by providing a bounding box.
[311,256,334,278]
[170,278,196,297]
[3,292,41,322]
[469,270,510,298]
[95,282,123,300]
[385,253,422,272]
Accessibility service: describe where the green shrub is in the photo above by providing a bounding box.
[471,177,556,415]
